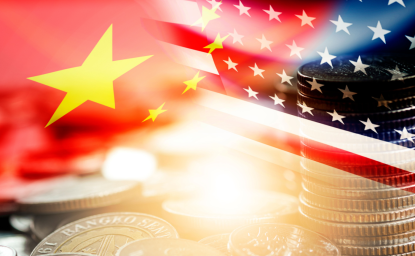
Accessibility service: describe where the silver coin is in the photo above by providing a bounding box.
[162,190,298,236]
[116,238,226,256]
[18,176,141,214]
[198,234,231,256]
[30,212,179,256]
[30,202,135,240]
[43,253,94,256]
[0,246,16,256]
[229,223,340,256]
[9,215,33,233]
[0,234,36,256]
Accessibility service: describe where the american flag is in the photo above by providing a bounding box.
[138,0,415,189]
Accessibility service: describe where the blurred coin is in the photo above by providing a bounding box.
[162,190,298,238]
[30,212,178,256]
[0,246,16,256]
[18,176,141,214]
[116,238,226,256]
[9,215,33,233]
[0,175,76,214]
[229,223,340,256]
[198,234,230,256]
[0,233,36,256]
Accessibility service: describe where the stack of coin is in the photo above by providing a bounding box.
[297,55,415,256]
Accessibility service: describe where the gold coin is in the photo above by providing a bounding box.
[30,212,178,256]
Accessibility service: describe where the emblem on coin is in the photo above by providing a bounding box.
[229,223,340,256]
[30,212,179,256]
[116,238,226,256]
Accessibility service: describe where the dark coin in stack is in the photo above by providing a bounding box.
[298,109,415,140]
[17,176,141,214]
[199,234,231,256]
[116,238,226,256]
[298,91,415,112]
[300,143,415,174]
[301,164,415,190]
[228,223,340,256]
[0,246,17,256]
[297,79,415,102]
[301,154,415,179]
[297,55,415,100]
[30,212,178,256]
[0,233,36,256]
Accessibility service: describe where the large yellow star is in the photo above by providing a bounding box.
[192,3,221,31]
[142,103,167,122]
[182,71,205,94]
[28,25,152,127]
[204,33,229,54]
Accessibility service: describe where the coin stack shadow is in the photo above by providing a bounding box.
[297,55,415,256]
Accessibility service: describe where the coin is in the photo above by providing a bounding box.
[116,238,226,256]
[300,195,415,223]
[162,190,298,237]
[331,229,415,247]
[301,188,415,212]
[30,212,179,256]
[0,246,17,256]
[43,254,94,256]
[30,201,138,240]
[0,233,36,256]
[301,158,414,179]
[300,209,415,237]
[199,234,231,256]
[297,55,415,95]
[301,165,415,190]
[228,223,340,256]
[302,180,415,200]
[339,240,415,256]
[10,215,33,233]
[18,176,141,214]
[298,91,415,112]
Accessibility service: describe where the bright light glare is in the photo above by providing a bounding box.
[208,172,241,203]
[102,147,156,181]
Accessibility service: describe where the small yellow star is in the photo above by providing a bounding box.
[142,103,167,122]
[182,71,205,94]
[204,33,229,54]
[192,3,221,31]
